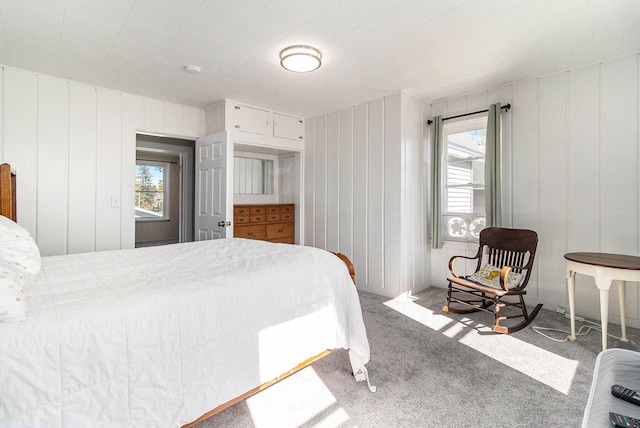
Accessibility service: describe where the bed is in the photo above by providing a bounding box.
[0,164,373,427]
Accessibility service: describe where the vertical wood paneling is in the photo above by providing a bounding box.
[600,56,639,320]
[145,98,164,133]
[0,66,203,256]
[326,111,340,251]
[367,99,384,290]
[538,73,568,304]
[37,76,69,256]
[314,115,327,250]
[68,83,97,254]
[303,121,315,245]
[184,106,202,138]
[352,103,368,287]
[567,64,600,252]
[96,89,122,251]
[3,68,37,236]
[122,94,145,249]
[600,56,638,255]
[445,95,467,117]
[511,79,540,230]
[511,79,541,298]
[338,108,353,257]
[384,93,402,295]
[164,102,183,135]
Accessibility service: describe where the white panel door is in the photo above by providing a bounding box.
[195,131,233,240]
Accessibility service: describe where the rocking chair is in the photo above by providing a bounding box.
[442,227,542,333]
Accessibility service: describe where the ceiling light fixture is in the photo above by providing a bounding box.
[279,45,322,73]
[183,65,201,74]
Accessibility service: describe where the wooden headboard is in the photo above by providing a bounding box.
[0,163,16,221]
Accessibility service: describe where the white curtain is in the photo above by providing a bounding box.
[430,116,444,249]
[485,103,502,227]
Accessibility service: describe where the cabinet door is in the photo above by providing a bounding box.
[273,113,304,140]
[232,104,270,135]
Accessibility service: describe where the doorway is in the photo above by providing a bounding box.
[135,134,194,247]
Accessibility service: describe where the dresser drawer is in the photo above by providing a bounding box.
[234,225,266,240]
[266,206,279,214]
[250,214,265,222]
[280,205,294,214]
[266,212,280,222]
[234,206,250,216]
[250,206,264,215]
[281,212,293,221]
[266,222,294,239]
[234,215,250,224]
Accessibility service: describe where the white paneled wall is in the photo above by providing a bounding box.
[305,92,427,297]
[0,66,204,256]
[430,53,640,327]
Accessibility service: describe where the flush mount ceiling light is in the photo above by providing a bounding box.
[183,65,201,74]
[279,45,322,73]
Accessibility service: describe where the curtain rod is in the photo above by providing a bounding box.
[426,103,511,125]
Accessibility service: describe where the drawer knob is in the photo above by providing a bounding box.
[247,232,254,236]
[278,228,283,233]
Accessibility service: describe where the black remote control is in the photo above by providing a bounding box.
[610,412,640,427]
[612,385,640,406]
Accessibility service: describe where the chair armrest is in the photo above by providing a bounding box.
[499,265,526,291]
[448,254,480,278]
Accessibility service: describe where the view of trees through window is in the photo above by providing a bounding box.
[135,163,166,218]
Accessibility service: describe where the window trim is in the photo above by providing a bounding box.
[135,160,170,222]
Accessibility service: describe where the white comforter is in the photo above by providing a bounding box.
[0,239,370,427]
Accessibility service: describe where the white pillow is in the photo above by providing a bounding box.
[0,263,28,322]
[0,215,41,275]
[469,264,523,289]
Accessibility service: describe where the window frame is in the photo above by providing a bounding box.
[442,116,488,243]
[135,160,170,222]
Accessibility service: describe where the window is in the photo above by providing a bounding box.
[442,117,487,241]
[135,161,169,220]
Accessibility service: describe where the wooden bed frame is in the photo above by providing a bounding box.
[0,163,357,427]
[0,163,16,221]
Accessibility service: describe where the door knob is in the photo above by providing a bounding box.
[218,221,231,227]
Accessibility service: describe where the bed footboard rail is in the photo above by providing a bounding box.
[331,252,356,284]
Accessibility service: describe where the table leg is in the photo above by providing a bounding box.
[567,270,577,341]
[617,280,629,342]
[598,288,609,351]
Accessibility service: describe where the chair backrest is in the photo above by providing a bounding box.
[477,227,538,290]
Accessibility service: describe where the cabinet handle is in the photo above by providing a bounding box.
[247,232,254,236]
[239,218,244,222]
[278,228,283,233]
[255,217,262,221]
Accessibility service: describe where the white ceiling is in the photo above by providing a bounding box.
[1,0,639,117]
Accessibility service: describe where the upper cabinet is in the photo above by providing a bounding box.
[205,100,304,149]
[273,113,304,141]
[232,104,271,135]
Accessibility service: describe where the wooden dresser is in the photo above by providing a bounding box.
[233,204,295,244]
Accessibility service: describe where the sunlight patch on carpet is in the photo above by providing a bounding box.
[457,329,578,394]
[385,294,578,394]
[383,294,453,331]
[246,367,350,428]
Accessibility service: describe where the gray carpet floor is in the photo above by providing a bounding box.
[195,287,640,428]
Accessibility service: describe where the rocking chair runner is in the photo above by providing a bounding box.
[443,227,543,334]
